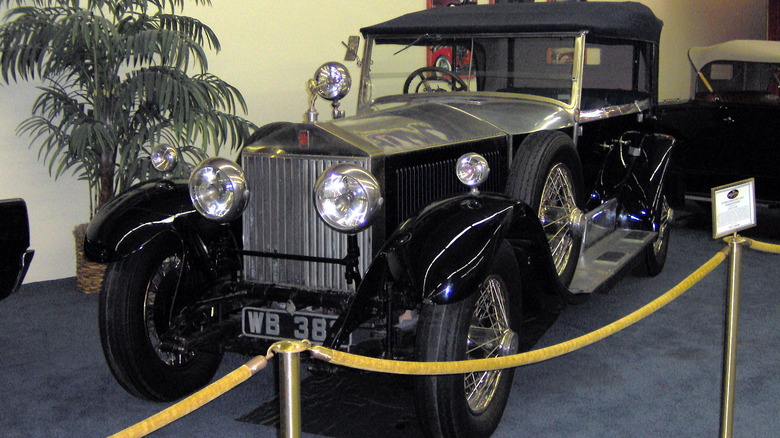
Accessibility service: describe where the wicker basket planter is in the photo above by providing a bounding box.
[73,223,106,294]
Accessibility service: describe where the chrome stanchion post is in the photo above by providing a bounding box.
[720,233,746,438]
[274,340,308,438]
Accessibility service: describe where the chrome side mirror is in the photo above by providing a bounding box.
[343,36,360,63]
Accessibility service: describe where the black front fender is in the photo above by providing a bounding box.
[84,180,194,262]
[84,180,235,271]
[388,194,519,305]
[328,192,566,347]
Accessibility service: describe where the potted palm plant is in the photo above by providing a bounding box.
[0,0,255,292]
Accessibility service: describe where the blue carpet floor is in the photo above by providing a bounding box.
[1,215,778,437]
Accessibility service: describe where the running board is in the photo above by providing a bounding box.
[568,229,656,294]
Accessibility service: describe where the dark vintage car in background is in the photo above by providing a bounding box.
[0,198,33,301]
[659,40,780,207]
[85,2,675,436]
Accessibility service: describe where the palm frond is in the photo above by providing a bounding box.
[0,6,63,81]
[0,1,63,8]
[124,26,208,73]
[2,0,251,213]
[157,13,219,52]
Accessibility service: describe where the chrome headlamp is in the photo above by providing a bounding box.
[456,153,490,192]
[314,62,351,101]
[188,157,249,222]
[313,163,382,233]
[150,143,179,173]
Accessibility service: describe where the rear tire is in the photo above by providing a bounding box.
[506,131,584,286]
[639,195,672,276]
[414,242,521,437]
[99,238,222,401]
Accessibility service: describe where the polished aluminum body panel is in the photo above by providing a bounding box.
[344,95,574,143]
[324,99,510,153]
[443,95,575,134]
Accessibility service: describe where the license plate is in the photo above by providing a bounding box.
[241,307,338,344]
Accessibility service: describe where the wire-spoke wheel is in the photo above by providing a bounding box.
[539,162,581,276]
[639,194,673,276]
[414,242,521,438]
[464,276,514,414]
[506,131,585,286]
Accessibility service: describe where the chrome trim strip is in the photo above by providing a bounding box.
[579,99,651,123]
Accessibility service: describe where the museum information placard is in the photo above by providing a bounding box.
[711,178,756,238]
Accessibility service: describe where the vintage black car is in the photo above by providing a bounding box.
[0,198,33,301]
[85,2,674,436]
[660,40,780,207]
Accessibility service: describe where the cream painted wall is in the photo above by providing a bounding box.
[0,80,91,283]
[0,0,422,283]
[187,0,423,128]
[0,0,767,282]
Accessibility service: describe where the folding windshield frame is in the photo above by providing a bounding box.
[356,32,587,114]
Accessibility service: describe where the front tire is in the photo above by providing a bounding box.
[99,237,223,401]
[414,242,521,437]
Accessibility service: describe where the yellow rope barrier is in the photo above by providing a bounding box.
[108,355,269,438]
[110,237,764,437]
[733,237,780,254]
[308,246,730,375]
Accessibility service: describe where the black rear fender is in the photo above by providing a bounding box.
[591,131,676,230]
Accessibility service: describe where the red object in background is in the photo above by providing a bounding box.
[770,0,780,41]
[426,0,485,69]
[430,45,473,73]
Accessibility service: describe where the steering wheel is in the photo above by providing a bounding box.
[403,66,469,94]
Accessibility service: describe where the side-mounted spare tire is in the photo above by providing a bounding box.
[505,130,585,287]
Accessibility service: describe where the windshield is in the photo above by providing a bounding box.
[696,61,780,101]
[359,35,579,110]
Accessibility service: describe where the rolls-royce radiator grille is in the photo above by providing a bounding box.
[241,154,372,292]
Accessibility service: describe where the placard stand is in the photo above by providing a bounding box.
[720,235,746,438]
[276,341,305,438]
[711,178,755,438]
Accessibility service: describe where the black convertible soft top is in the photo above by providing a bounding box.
[361,1,662,44]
